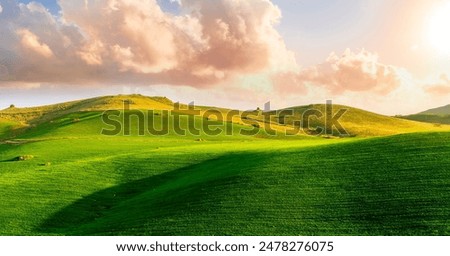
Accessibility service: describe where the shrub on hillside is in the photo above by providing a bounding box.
[16,155,34,161]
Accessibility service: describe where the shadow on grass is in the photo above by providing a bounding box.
[0,158,18,162]
[36,133,450,235]
[0,156,33,162]
[37,152,254,235]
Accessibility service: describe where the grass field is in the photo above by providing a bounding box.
[0,95,449,236]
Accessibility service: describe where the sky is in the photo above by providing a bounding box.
[0,0,449,115]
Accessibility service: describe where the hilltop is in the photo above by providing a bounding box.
[0,94,174,124]
[263,104,444,136]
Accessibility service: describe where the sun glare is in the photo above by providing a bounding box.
[428,2,450,55]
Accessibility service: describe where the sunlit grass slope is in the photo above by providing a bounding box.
[5,111,310,141]
[2,95,447,138]
[266,104,446,136]
[0,94,174,124]
[0,95,449,236]
[0,130,448,235]
[0,118,23,138]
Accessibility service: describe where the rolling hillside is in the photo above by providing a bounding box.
[400,114,450,125]
[44,132,448,236]
[0,94,174,125]
[1,95,446,139]
[419,104,450,115]
[0,95,449,236]
[264,104,444,136]
[0,122,448,235]
[0,118,24,138]
[400,104,450,125]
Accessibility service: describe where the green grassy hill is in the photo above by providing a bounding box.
[0,94,174,124]
[0,129,448,235]
[400,114,450,125]
[0,95,449,236]
[419,104,450,115]
[0,118,24,138]
[399,104,450,125]
[264,104,444,136]
[1,95,446,139]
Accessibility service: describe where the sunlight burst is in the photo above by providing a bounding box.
[428,2,450,55]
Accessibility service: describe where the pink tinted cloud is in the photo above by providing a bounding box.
[17,29,54,58]
[273,49,403,95]
[0,0,407,100]
[0,0,294,87]
[425,74,450,95]
[272,72,308,95]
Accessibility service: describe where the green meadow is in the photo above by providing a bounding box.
[0,95,449,235]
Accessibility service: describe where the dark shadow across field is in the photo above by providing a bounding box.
[38,134,450,236]
[37,154,251,235]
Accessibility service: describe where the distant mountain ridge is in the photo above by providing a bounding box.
[419,104,450,115]
[400,104,450,125]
